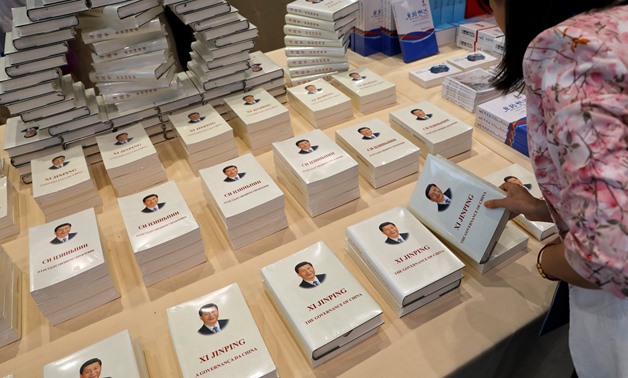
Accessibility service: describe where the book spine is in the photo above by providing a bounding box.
[284,35,344,48]
[286,56,348,67]
[284,46,347,57]
[288,63,349,77]
[83,5,121,19]
[285,14,337,32]
[284,25,339,40]
[286,4,334,22]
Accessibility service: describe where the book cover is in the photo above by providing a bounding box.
[286,79,351,115]
[408,154,511,264]
[3,116,61,157]
[96,123,157,170]
[12,6,78,36]
[169,103,232,148]
[408,61,462,88]
[285,12,357,32]
[331,68,395,104]
[380,0,401,56]
[476,92,527,128]
[31,146,91,198]
[286,0,359,22]
[223,87,289,128]
[167,283,277,378]
[260,241,383,366]
[391,0,438,63]
[352,0,382,56]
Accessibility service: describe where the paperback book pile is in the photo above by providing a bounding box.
[476,92,527,143]
[96,123,167,196]
[167,283,278,378]
[284,0,358,84]
[331,68,396,113]
[169,103,237,171]
[389,101,473,158]
[43,329,148,377]
[351,0,382,56]
[408,61,462,88]
[346,206,464,316]
[273,130,359,217]
[335,119,419,188]
[483,164,557,241]
[455,19,496,51]
[261,241,383,366]
[0,246,21,347]
[441,68,500,112]
[31,146,102,221]
[446,50,498,72]
[200,153,288,249]
[28,208,119,325]
[287,79,353,128]
[223,87,292,150]
[117,181,206,286]
[0,176,19,240]
[408,154,511,265]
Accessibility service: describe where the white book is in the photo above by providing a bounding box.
[167,283,277,378]
[260,241,383,366]
[96,123,158,169]
[10,26,75,50]
[189,7,240,31]
[2,117,61,157]
[284,24,345,40]
[43,330,146,378]
[286,55,348,67]
[11,7,78,36]
[286,78,351,119]
[408,154,511,264]
[213,23,258,47]
[177,2,231,24]
[284,46,347,57]
[223,87,289,129]
[3,36,68,67]
[117,181,200,254]
[476,92,527,131]
[169,103,233,152]
[4,54,67,79]
[346,206,464,313]
[26,0,89,21]
[0,64,60,93]
[289,62,350,78]
[408,61,462,88]
[463,223,529,274]
[244,51,285,88]
[483,164,558,241]
[284,35,345,48]
[331,68,396,111]
[0,77,59,105]
[89,26,165,56]
[31,146,93,199]
[80,17,161,43]
[447,51,498,71]
[285,12,357,32]
[84,0,160,19]
[172,0,224,14]
[286,0,359,22]
[196,15,249,41]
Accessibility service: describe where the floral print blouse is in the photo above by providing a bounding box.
[523,5,628,298]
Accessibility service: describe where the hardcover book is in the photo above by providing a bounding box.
[286,78,352,129]
[167,283,278,378]
[286,0,359,22]
[11,6,78,36]
[408,154,511,264]
[285,12,357,32]
[331,68,396,113]
[3,116,62,158]
[260,241,383,366]
[441,68,500,112]
[244,51,285,89]
[0,177,19,240]
[0,246,21,348]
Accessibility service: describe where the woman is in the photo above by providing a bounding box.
[480,0,628,377]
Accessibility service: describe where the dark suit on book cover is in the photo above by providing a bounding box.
[385,232,410,245]
[50,233,77,244]
[115,137,133,145]
[438,188,452,212]
[142,203,165,213]
[298,146,318,154]
[299,274,326,288]
[198,319,229,335]
[362,133,380,140]
[224,173,246,182]
[49,162,69,169]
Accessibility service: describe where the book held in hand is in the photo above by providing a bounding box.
[167,283,278,378]
[260,241,383,366]
[331,68,396,113]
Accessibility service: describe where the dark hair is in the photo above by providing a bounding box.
[378,222,395,232]
[198,303,218,316]
[295,139,309,147]
[222,165,237,173]
[425,183,437,199]
[410,109,423,114]
[242,94,254,100]
[54,223,71,232]
[294,261,313,273]
[115,133,128,139]
[80,358,101,374]
[503,175,518,182]
[478,0,627,92]
[188,112,200,117]
[357,127,371,133]
[51,155,65,162]
[142,194,158,203]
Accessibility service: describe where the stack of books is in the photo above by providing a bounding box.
[272,130,359,217]
[200,153,287,249]
[335,119,420,188]
[28,208,119,325]
[117,181,206,286]
[152,71,203,116]
[223,87,292,150]
[446,50,498,72]
[408,154,511,266]
[283,0,358,84]
[261,241,383,366]
[346,206,465,316]
[95,123,167,196]
[0,175,19,241]
[167,283,278,377]
[31,146,102,221]
[408,61,462,88]
[43,329,148,377]
[476,26,504,56]
[389,101,473,158]
[476,92,527,143]
[0,246,21,348]
[441,68,500,112]
[169,103,238,171]
[331,68,396,113]
[464,223,529,274]
[351,0,382,56]
[287,79,353,129]
[455,19,496,51]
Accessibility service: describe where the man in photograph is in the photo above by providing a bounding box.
[114,132,133,145]
[50,222,77,244]
[503,175,532,190]
[141,193,165,213]
[198,303,228,335]
[223,165,246,182]
[79,357,110,378]
[188,112,205,123]
[21,127,38,138]
[425,183,452,212]
[305,84,321,94]
[295,261,326,288]
[349,72,365,81]
[357,126,379,140]
[296,139,318,154]
[251,63,263,72]
[411,108,433,121]
[243,94,260,105]
[49,155,68,170]
[379,222,409,244]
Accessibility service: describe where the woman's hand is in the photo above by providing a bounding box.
[484,182,553,222]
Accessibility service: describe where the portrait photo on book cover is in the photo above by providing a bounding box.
[295,261,326,288]
[349,72,365,81]
[114,132,133,145]
[222,165,246,182]
[379,221,409,244]
[425,183,452,212]
[21,127,39,138]
[296,139,319,154]
[198,303,229,335]
[411,108,433,121]
[243,94,260,105]
[49,155,69,170]
[357,126,380,140]
[79,357,111,378]
[503,175,532,190]
[141,193,165,213]
[305,84,322,95]
[251,63,263,72]
[50,222,77,244]
[188,112,206,124]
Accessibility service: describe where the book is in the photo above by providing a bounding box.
[0,246,21,348]
[286,78,353,129]
[11,6,78,36]
[261,241,383,366]
[31,89,99,131]
[286,55,348,67]
[346,206,464,316]
[285,12,357,32]
[190,6,240,31]
[3,36,68,67]
[167,283,277,378]
[408,154,511,264]
[441,68,500,112]
[84,0,160,19]
[244,51,285,89]
[380,0,401,56]
[462,223,529,274]
[0,75,59,105]
[196,15,250,41]
[0,64,60,93]
[2,117,62,158]
[20,80,86,123]
[171,0,225,14]
[176,2,231,25]
[80,17,162,43]
[3,54,67,79]
[0,177,19,241]
[10,25,75,50]
[284,45,347,57]
[351,0,382,56]
[43,330,147,377]
[391,0,438,63]
[446,50,498,71]
[331,68,396,113]
[408,61,462,88]
[26,0,89,21]
[476,92,526,141]
[286,0,359,22]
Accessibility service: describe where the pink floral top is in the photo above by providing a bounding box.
[523,5,628,298]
